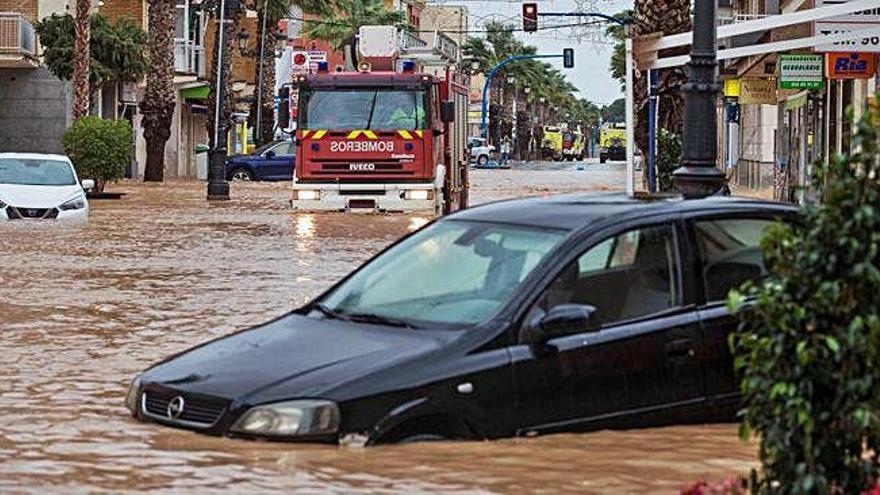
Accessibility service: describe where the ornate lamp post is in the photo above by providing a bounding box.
[206,0,237,201]
[237,24,287,147]
[671,0,727,198]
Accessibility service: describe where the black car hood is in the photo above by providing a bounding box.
[142,313,452,403]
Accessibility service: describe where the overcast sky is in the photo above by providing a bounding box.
[439,0,632,105]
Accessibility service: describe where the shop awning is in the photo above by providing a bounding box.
[180,84,210,100]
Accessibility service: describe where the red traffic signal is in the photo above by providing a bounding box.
[522,3,538,32]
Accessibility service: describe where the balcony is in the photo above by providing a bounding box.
[174,39,206,77]
[0,13,38,69]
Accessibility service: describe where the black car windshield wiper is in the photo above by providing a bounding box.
[311,302,349,321]
[345,312,420,329]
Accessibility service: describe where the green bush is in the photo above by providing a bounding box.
[656,128,681,192]
[62,116,131,193]
[728,101,880,493]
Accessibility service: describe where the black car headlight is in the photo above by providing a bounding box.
[231,400,340,437]
[59,197,86,211]
[125,374,142,415]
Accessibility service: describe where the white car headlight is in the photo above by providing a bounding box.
[59,196,86,211]
[231,399,340,437]
[125,374,142,415]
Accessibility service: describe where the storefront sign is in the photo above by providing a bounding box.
[814,0,880,52]
[740,78,777,104]
[778,54,824,90]
[723,78,741,97]
[826,52,877,78]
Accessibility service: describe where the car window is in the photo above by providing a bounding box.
[270,142,293,156]
[320,221,565,326]
[693,218,776,302]
[540,224,679,331]
[0,158,76,186]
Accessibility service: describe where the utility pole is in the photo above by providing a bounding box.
[671,0,726,197]
[208,0,232,201]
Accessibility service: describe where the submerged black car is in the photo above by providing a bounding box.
[126,193,798,444]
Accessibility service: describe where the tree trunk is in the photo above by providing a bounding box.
[633,0,691,155]
[248,7,277,147]
[72,0,91,120]
[207,15,237,149]
[140,0,176,183]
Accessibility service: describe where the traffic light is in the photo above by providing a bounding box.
[563,48,574,68]
[278,86,290,129]
[522,3,538,33]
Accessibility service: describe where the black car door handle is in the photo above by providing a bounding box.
[665,338,696,359]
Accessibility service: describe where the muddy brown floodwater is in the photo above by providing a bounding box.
[0,162,756,493]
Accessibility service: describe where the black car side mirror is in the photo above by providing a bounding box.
[526,304,597,346]
[440,100,455,123]
[264,150,276,158]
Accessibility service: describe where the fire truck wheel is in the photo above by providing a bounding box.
[477,155,489,167]
[230,168,254,181]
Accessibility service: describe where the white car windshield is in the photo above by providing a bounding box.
[319,220,565,327]
[0,158,76,186]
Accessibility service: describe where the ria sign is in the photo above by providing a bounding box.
[826,52,877,78]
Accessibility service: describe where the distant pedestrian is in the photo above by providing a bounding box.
[500,136,512,167]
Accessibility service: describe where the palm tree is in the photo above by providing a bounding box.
[72,0,91,119]
[301,0,405,69]
[140,0,176,182]
[249,0,328,145]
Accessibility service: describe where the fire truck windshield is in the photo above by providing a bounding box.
[302,89,427,131]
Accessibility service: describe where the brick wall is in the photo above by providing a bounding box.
[99,0,144,29]
[0,0,38,22]
[204,16,256,84]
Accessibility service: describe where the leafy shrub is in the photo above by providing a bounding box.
[728,101,880,493]
[62,116,131,193]
[656,128,681,192]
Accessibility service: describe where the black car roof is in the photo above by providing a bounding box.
[448,192,798,231]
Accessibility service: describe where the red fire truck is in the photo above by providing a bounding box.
[289,27,469,214]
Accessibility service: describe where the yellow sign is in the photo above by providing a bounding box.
[740,78,776,105]
[723,79,741,97]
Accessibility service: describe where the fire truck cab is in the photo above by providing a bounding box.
[290,26,469,214]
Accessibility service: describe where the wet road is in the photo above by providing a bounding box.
[0,161,756,493]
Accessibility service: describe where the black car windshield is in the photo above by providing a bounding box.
[0,158,76,186]
[302,89,427,130]
[318,221,565,327]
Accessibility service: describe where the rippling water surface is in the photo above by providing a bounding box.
[0,163,756,493]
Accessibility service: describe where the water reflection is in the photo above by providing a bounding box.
[0,170,755,492]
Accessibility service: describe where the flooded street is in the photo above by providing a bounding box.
[0,161,756,493]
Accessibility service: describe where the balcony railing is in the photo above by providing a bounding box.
[174,39,206,76]
[0,12,37,67]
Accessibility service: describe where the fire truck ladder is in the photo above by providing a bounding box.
[398,30,461,65]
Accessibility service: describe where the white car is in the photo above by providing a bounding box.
[468,137,495,167]
[0,153,93,221]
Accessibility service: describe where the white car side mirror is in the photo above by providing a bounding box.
[81,179,95,191]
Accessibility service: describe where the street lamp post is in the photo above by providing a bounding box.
[671,0,727,197]
[208,0,231,201]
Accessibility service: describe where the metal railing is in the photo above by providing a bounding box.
[174,39,206,76]
[0,12,36,56]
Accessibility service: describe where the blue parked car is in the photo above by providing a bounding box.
[225,140,294,181]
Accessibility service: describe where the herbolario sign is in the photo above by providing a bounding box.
[778,54,825,90]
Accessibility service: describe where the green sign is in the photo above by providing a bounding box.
[778,54,824,90]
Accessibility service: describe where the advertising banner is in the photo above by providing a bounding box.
[814,0,880,52]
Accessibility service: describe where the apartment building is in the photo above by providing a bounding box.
[0,0,70,153]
